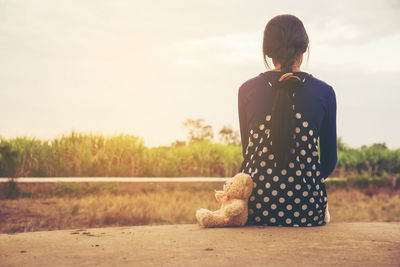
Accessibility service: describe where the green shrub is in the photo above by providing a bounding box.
[3,179,20,199]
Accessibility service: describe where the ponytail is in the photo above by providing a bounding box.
[270,73,301,168]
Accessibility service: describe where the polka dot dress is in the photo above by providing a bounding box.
[241,99,328,227]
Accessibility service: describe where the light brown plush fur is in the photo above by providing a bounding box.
[195,172,253,228]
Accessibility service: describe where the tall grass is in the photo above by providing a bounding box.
[143,141,242,177]
[0,131,399,179]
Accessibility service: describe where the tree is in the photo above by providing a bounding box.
[182,118,214,143]
[170,140,186,147]
[337,137,348,152]
[218,124,240,145]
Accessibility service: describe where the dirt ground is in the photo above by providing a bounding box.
[0,222,399,267]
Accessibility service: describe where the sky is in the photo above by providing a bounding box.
[1,0,400,149]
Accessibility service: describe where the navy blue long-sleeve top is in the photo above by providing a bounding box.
[238,71,338,180]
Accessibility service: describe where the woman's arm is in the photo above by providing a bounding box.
[319,86,338,180]
[238,85,249,159]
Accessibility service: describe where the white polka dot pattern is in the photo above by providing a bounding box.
[242,105,327,227]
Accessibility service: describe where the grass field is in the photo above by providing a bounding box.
[0,182,399,233]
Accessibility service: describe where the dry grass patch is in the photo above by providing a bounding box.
[0,183,399,233]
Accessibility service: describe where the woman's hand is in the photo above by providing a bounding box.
[324,203,330,223]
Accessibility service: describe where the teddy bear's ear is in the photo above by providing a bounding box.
[235,172,250,183]
[241,173,253,199]
[229,172,252,199]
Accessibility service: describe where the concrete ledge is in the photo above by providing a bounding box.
[0,222,399,266]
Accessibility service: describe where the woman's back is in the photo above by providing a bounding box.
[238,70,337,227]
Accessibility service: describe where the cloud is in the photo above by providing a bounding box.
[168,32,262,67]
[305,0,400,46]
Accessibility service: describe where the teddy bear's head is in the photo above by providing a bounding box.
[223,172,253,200]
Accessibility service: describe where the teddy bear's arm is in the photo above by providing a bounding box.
[224,199,245,217]
[214,190,225,202]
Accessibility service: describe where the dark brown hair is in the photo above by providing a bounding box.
[262,14,310,168]
[262,14,309,73]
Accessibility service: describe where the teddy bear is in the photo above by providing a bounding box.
[195,172,253,228]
